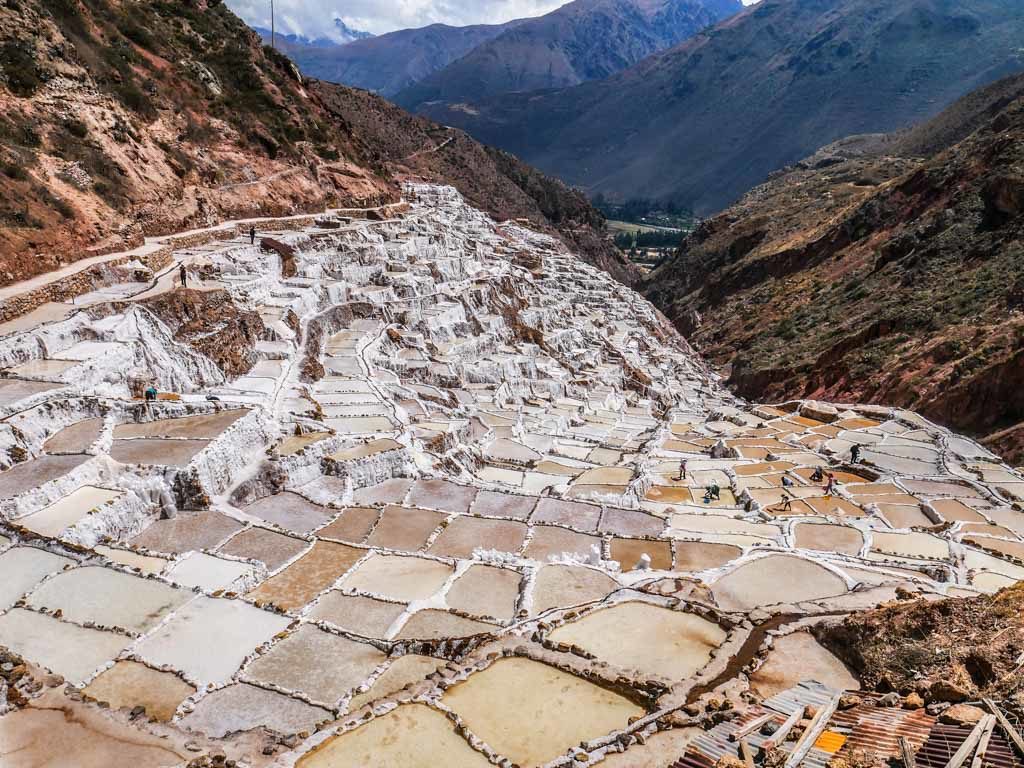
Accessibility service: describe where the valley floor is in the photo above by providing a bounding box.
[0,186,1021,766]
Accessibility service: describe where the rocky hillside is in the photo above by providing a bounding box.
[313,83,638,285]
[0,0,396,285]
[0,0,624,287]
[271,21,524,98]
[420,0,1024,216]
[643,73,1024,463]
[394,0,741,111]
[817,583,1024,706]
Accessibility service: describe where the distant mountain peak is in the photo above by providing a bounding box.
[332,18,373,44]
[253,18,372,49]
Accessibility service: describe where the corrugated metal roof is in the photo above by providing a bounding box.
[763,681,840,718]
[831,702,935,760]
[672,682,843,768]
[915,722,1023,768]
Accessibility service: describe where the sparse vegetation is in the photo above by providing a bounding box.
[0,40,42,96]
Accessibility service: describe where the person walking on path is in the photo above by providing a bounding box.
[851,444,861,464]
[249,225,256,245]
[825,472,838,496]
[179,263,187,288]
[678,459,687,481]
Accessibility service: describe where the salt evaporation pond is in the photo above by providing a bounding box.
[549,602,726,680]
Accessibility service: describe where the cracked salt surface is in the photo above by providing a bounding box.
[2,184,1024,766]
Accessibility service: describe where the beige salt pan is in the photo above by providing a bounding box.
[297,704,490,767]
[549,602,726,681]
[442,657,643,767]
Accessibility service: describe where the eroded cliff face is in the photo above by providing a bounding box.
[138,289,266,379]
[645,75,1024,464]
[0,0,397,285]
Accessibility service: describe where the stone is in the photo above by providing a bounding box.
[929,679,969,703]
[715,757,746,768]
[939,704,986,726]
[839,694,862,709]
[903,692,924,710]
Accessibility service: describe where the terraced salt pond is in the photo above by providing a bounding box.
[1,184,1023,767]
[298,704,491,768]
[442,657,644,766]
[17,486,122,537]
[549,602,726,680]
[84,661,196,722]
[0,609,129,685]
[26,566,188,633]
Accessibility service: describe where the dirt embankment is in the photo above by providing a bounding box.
[817,584,1024,708]
[140,289,265,377]
[312,82,638,285]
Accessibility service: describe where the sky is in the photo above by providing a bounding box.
[225,0,761,39]
[225,0,567,38]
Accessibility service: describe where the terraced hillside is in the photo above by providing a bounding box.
[0,0,621,286]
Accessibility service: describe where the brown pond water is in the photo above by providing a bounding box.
[84,661,195,722]
[248,540,364,611]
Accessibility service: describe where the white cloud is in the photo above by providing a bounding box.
[224,0,568,38]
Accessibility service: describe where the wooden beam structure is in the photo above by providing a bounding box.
[763,706,805,751]
[985,698,1024,757]
[899,736,917,768]
[784,694,842,768]
[970,716,997,768]
[730,713,776,742]
[740,739,755,768]
[943,716,994,768]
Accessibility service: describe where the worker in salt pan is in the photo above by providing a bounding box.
[144,385,158,409]
[249,225,256,245]
[678,459,687,480]
[824,473,838,496]
[179,263,187,288]
[703,484,720,503]
[811,466,824,482]
[779,490,794,512]
[851,444,862,463]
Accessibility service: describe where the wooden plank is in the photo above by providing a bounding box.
[784,693,842,768]
[985,698,1024,756]
[944,716,994,768]
[740,739,755,768]
[970,716,997,768]
[899,736,917,768]
[730,713,775,742]
[763,706,805,751]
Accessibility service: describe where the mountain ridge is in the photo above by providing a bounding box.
[257,20,527,98]
[643,71,1024,462]
[394,0,742,110]
[415,0,1024,216]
